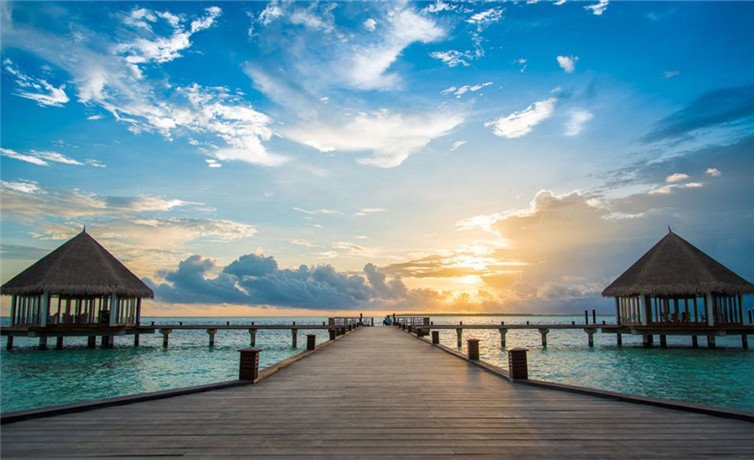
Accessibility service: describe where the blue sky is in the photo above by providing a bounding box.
[2,1,754,316]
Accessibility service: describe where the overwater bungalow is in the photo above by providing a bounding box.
[1,229,154,349]
[602,230,754,347]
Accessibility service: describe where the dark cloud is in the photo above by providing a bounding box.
[642,84,754,143]
[149,254,417,310]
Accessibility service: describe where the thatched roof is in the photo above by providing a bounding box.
[602,230,754,297]
[1,230,154,298]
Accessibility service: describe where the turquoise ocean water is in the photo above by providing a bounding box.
[2,315,753,414]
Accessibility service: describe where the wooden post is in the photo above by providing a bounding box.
[207,328,217,347]
[538,328,549,348]
[691,335,699,348]
[707,335,716,349]
[467,338,480,360]
[659,335,667,348]
[431,330,440,345]
[39,336,49,350]
[741,334,748,350]
[291,328,298,348]
[88,336,97,348]
[133,333,140,347]
[307,333,316,351]
[642,334,653,348]
[329,328,336,340]
[239,348,261,382]
[616,333,622,347]
[456,328,463,348]
[160,329,172,348]
[585,328,595,347]
[584,310,589,324]
[6,336,13,351]
[249,328,257,347]
[499,328,507,348]
[101,335,113,348]
[592,309,596,324]
[507,347,528,380]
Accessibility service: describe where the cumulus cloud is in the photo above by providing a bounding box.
[485,97,557,138]
[150,253,414,310]
[557,55,578,73]
[363,18,377,32]
[706,168,722,177]
[665,173,689,183]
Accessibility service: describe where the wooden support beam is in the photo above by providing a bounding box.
[456,328,463,348]
[5,336,13,351]
[692,335,699,348]
[291,328,298,348]
[659,335,667,348]
[538,328,549,348]
[39,336,49,351]
[249,328,257,347]
[499,328,507,348]
[207,328,217,347]
[616,333,622,347]
[88,336,97,348]
[160,329,172,348]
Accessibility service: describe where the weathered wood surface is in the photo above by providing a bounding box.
[3,326,753,459]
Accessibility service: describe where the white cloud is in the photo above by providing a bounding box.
[363,18,377,32]
[664,70,680,79]
[353,208,387,216]
[293,207,343,216]
[286,109,464,168]
[467,8,504,30]
[585,0,609,16]
[485,97,557,138]
[0,147,84,166]
[706,168,722,177]
[430,50,470,68]
[565,109,593,136]
[442,81,492,98]
[666,173,689,183]
[450,140,467,152]
[2,58,69,107]
[115,6,221,65]
[557,55,578,73]
[348,8,444,90]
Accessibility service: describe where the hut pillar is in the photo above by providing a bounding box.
[9,296,17,326]
[705,293,715,326]
[40,292,50,327]
[639,295,649,326]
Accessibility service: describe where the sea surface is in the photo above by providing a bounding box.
[2,315,753,414]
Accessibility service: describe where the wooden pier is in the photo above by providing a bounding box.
[2,326,753,458]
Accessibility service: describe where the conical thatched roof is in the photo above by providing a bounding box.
[1,230,154,298]
[602,231,754,297]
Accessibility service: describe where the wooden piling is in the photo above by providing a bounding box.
[39,336,48,350]
[707,335,717,349]
[585,328,595,347]
[616,333,622,347]
[5,336,13,351]
[742,334,749,350]
[507,347,528,380]
[134,333,140,347]
[538,328,549,348]
[88,336,97,348]
[292,328,298,348]
[239,348,261,382]
[456,328,463,348]
[307,333,316,351]
[659,335,667,348]
[207,328,217,347]
[467,338,480,360]
[160,329,172,348]
[431,330,440,345]
[499,328,507,348]
[249,328,257,347]
[692,335,699,348]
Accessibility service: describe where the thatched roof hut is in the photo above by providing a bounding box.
[1,230,152,329]
[602,230,754,298]
[602,230,753,328]
[2,230,153,298]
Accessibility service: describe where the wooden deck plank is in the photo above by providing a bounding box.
[2,326,753,458]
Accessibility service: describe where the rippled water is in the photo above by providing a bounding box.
[2,315,753,414]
